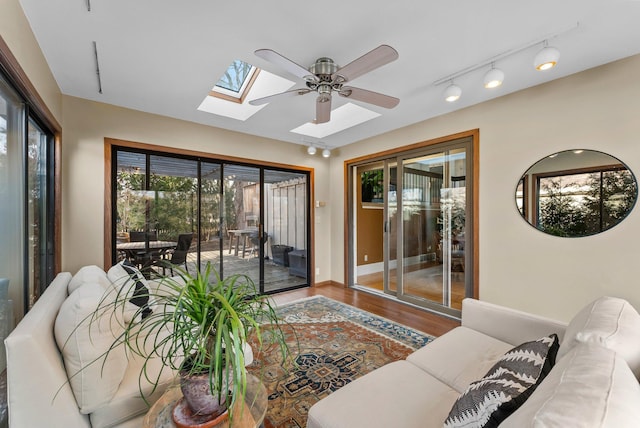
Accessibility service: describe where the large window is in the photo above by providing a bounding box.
[0,45,59,374]
[108,142,312,295]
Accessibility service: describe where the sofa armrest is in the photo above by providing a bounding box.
[461,298,567,346]
[5,272,91,428]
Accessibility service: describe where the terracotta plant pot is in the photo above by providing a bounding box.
[179,371,229,417]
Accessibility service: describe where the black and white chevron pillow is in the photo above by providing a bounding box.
[444,333,559,428]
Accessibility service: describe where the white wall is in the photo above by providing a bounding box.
[0,0,62,122]
[60,96,332,281]
[330,54,640,322]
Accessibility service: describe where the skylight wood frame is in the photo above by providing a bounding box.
[209,66,261,104]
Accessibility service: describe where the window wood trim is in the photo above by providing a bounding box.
[208,69,261,104]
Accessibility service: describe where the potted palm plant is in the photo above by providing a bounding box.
[107,261,288,425]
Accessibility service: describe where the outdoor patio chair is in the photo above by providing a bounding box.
[248,231,268,259]
[159,233,193,275]
[126,230,160,268]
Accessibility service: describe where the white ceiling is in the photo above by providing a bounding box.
[17,0,640,148]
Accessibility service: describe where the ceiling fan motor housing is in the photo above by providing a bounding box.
[309,57,338,76]
[307,57,343,96]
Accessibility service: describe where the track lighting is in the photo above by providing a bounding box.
[444,83,461,102]
[483,65,504,89]
[432,23,578,102]
[322,148,331,158]
[307,146,317,155]
[534,41,560,71]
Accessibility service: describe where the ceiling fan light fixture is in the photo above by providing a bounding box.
[444,83,462,102]
[307,146,317,155]
[322,148,331,158]
[483,66,504,89]
[534,43,560,71]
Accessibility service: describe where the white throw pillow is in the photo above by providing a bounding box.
[54,281,128,414]
[501,343,640,427]
[557,296,640,378]
[107,262,152,321]
[68,265,109,295]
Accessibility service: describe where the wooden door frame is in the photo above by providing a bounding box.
[343,129,480,303]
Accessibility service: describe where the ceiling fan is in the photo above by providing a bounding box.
[249,45,400,124]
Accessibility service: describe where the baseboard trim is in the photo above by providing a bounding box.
[314,280,345,288]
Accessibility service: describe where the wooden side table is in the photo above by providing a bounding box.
[143,373,267,428]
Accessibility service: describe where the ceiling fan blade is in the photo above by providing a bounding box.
[248,88,311,106]
[339,86,399,109]
[332,45,398,83]
[314,95,331,124]
[254,49,318,82]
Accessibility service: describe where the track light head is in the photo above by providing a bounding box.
[483,66,504,89]
[534,44,560,71]
[444,83,462,102]
[307,146,317,155]
[322,148,331,158]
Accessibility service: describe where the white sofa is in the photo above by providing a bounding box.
[308,296,640,428]
[5,266,176,428]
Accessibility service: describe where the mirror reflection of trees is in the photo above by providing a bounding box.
[537,168,636,237]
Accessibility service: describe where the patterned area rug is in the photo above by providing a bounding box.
[247,295,435,428]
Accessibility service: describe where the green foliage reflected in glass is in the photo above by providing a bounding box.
[538,168,637,237]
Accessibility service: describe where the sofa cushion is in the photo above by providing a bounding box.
[407,326,514,393]
[107,261,152,320]
[501,343,640,428]
[557,296,640,378]
[307,360,461,428]
[68,265,109,295]
[54,281,128,414]
[89,344,176,428]
[444,334,559,428]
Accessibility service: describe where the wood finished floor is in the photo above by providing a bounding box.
[356,262,466,311]
[270,282,460,337]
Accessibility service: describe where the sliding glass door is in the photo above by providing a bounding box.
[264,169,309,293]
[397,148,467,311]
[351,137,474,317]
[112,146,311,294]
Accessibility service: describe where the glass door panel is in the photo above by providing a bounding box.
[115,151,148,264]
[398,149,466,311]
[200,162,222,274]
[355,163,385,293]
[222,164,260,286]
[26,119,51,308]
[263,169,308,293]
[385,162,397,294]
[148,156,198,276]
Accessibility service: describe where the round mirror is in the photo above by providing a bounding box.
[516,149,637,237]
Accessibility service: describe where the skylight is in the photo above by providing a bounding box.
[210,60,259,103]
[290,103,381,138]
[198,62,295,121]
